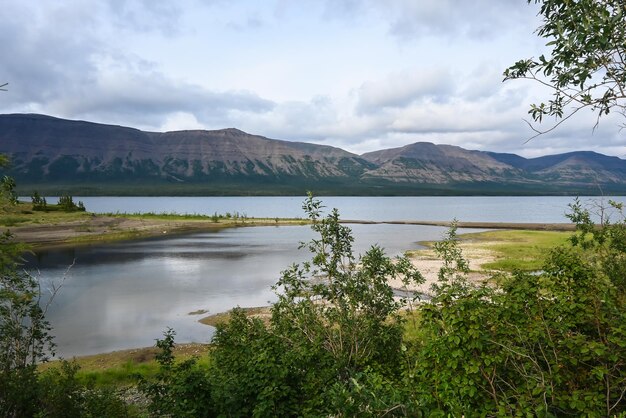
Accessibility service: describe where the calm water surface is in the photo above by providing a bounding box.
[65,195,626,223]
[29,195,625,357]
[30,223,485,357]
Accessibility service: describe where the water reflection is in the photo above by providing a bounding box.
[27,224,482,357]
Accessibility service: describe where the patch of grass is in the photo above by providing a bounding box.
[0,201,93,226]
[0,216,29,226]
[40,343,210,388]
[401,310,426,343]
[460,229,571,272]
[77,361,160,387]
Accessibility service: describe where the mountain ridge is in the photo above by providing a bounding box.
[1,113,624,196]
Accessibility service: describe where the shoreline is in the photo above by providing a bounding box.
[13,211,573,364]
[7,213,575,250]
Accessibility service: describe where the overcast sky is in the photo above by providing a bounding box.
[1,0,624,158]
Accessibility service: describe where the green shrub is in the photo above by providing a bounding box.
[58,194,86,212]
[38,360,136,418]
[139,329,213,417]
[208,194,424,415]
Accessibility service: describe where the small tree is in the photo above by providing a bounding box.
[504,0,626,138]
[139,329,213,417]
[0,232,55,417]
[31,191,47,211]
[210,194,425,415]
[0,176,18,206]
[0,155,18,207]
[57,194,86,212]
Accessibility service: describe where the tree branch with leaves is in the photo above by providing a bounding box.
[504,0,626,140]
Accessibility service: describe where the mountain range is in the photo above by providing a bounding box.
[1,113,625,195]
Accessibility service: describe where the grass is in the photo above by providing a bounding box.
[0,201,93,226]
[40,343,211,387]
[459,229,572,272]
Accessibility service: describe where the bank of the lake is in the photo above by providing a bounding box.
[41,227,572,380]
[8,195,609,357]
[3,200,577,249]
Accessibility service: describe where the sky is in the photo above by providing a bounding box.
[1,0,624,158]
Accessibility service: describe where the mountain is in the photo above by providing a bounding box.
[1,113,625,195]
[361,142,521,183]
[486,151,626,184]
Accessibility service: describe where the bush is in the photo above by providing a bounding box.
[39,360,136,418]
[31,191,47,211]
[139,329,213,417]
[409,200,626,416]
[58,194,86,212]
[0,232,131,417]
[208,194,424,415]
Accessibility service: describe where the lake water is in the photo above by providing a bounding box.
[28,195,625,357]
[60,195,626,223]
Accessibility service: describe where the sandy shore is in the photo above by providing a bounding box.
[391,242,498,297]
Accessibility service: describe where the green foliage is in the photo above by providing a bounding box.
[0,155,18,207]
[410,200,626,416]
[431,220,470,294]
[38,360,136,418]
[1,175,18,206]
[139,328,213,417]
[0,232,50,417]
[58,194,86,212]
[505,0,626,136]
[210,309,299,416]
[0,232,54,394]
[208,193,425,415]
[31,191,47,211]
[325,368,422,417]
[0,232,131,417]
[0,154,9,169]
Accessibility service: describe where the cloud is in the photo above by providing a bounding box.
[103,0,195,36]
[0,0,274,130]
[323,0,535,40]
[160,112,205,132]
[45,71,275,130]
[356,69,455,114]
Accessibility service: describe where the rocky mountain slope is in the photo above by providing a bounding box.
[1,113,624,195]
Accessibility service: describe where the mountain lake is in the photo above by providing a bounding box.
[26,195,626,357]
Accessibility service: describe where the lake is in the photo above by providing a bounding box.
[28,195,625,357]
[60,195,626,223]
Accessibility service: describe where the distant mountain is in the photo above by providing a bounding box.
[486,150,626,184]
[1,113,624,195]
[361,142,520,183]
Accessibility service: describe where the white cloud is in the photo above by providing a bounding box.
[160,112,205,132]
[357,69,454,113]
